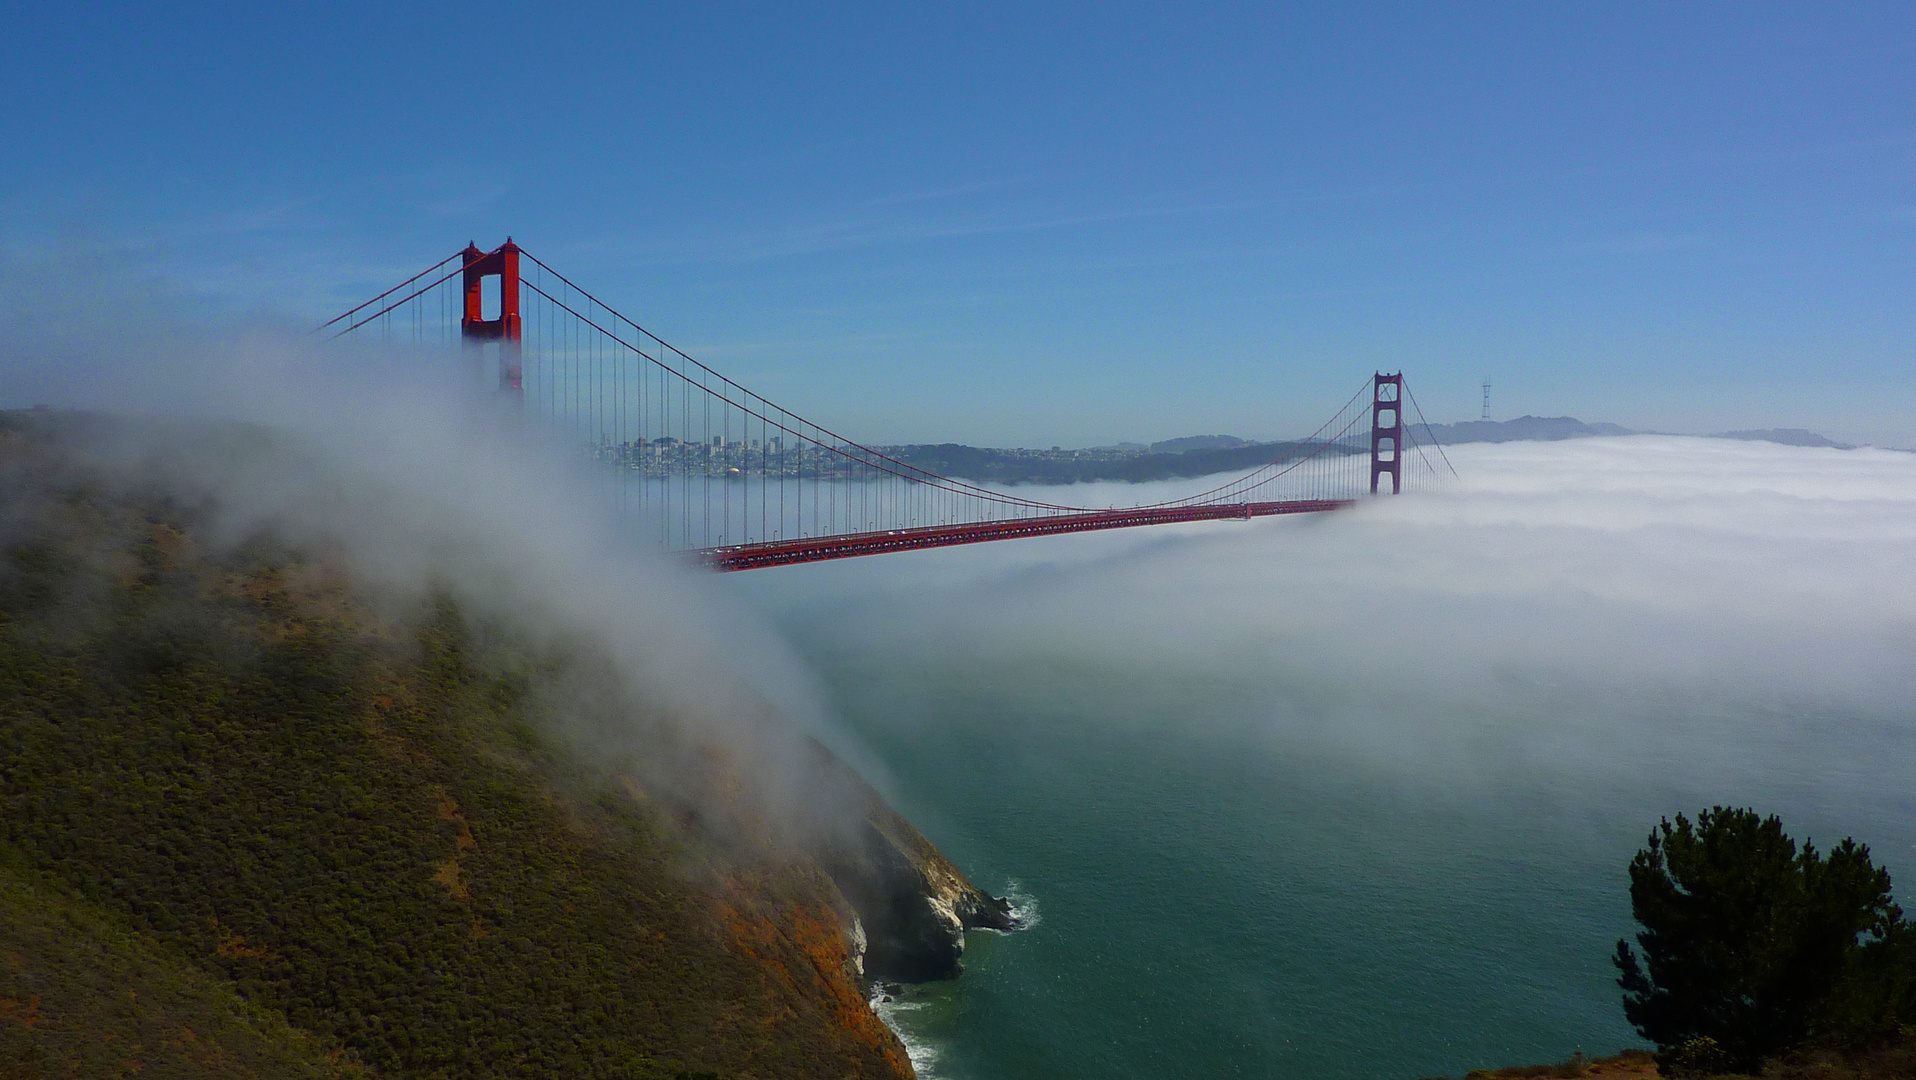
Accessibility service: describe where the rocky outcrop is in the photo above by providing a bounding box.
[818,757,1017,983]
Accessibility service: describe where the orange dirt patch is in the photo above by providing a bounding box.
[433,790,478,850]
[0,995,43,1027]
[1455,1050,1659,1080]
[213,932,278,962]
[430,859,470,901]
[1584,1051,1659,1079]
[719,889,911,1076]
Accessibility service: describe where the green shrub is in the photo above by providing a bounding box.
[1615,808,1916,1074]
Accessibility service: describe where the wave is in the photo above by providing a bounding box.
[999,878,1041,931]
[869,985,943,1077]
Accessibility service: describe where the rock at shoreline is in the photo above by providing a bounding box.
[818,751,1016,982]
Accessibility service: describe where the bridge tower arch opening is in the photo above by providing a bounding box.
[461,239,523,397]
[1370,372,1403,495]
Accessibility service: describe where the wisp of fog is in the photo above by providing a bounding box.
[0,280,874,855]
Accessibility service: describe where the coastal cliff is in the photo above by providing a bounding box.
[0,411,1004,1080]
[824,758,1016,982]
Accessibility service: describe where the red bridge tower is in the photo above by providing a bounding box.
[1371,372,1403,495]
[461,240,522,397]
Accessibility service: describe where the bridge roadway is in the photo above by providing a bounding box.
[699,498,1352,571]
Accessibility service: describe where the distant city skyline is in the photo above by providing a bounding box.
[3,3,1912,446]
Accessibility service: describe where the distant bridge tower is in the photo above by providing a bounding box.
[1481,376,1491,421]
[1371,372,1403,495]
[461,239,523,397]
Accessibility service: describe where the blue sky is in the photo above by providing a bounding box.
[3,2,1913,445]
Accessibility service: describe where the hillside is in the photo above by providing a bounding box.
[885,439,1343,485]
[1406,416,1637,445]
[876,417,1861,487]
[0,850,354,1079]
[0,412,1002,1080]
[1407,417,1855,449]
[1712,428,1853,449]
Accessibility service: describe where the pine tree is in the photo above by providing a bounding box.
[1614,807,1905,1073]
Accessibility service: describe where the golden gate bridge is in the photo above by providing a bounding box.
[322,240,1454,570]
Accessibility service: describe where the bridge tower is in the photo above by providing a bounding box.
[461,240,523,397]
[1370,372,1403,494]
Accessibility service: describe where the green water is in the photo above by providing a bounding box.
[775,636,1916,1080]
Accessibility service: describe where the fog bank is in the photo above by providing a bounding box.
[732,435,1916,819]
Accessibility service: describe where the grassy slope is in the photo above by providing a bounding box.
[0,848,358,1080]
[0,421,910,1080]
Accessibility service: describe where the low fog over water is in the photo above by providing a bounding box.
[728,437,1916,1079]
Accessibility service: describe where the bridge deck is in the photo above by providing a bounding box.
[699,499,1352,571]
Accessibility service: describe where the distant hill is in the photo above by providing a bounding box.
[893,418,1856,487]
[1148,435,1253,454]
[1712,428,1853,449]
[888,439,1349,485]
[1407,415,1636,445]
[1407,416,1852,450]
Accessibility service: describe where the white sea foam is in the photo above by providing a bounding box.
[869,986,942,1077]
[999,879,1041,931]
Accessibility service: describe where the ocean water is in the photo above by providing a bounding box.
[725,439,1916,1080]
[806,649,1912,1080]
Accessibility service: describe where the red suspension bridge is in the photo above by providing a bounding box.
[322,240,1454,570]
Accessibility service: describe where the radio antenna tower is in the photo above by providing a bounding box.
[1481,376,1491,421]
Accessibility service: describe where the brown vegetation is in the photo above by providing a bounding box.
[1440,1049,1660,1080]
[1425,1036,1916,1080]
